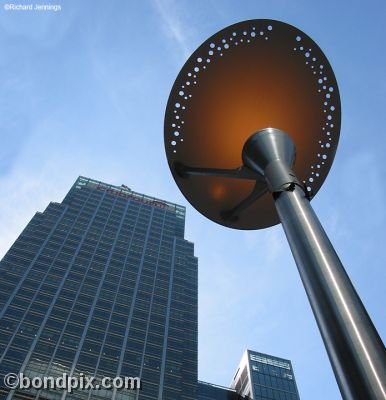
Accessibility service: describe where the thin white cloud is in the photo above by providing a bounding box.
[243,226,287,264]
[153,0,193,60]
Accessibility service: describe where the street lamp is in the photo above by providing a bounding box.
[164,20,385,399]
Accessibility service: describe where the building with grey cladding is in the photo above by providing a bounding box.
[198,381,244,400]
[0,176,197,400]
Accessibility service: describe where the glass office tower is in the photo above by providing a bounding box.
[0,176,197,400]
[198,349,299,400]
[231,350,300,400]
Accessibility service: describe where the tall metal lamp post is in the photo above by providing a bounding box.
[164,20,385,399]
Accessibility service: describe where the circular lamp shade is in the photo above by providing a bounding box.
[164,19,341,230]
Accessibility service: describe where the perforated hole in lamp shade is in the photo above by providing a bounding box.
[164,19,341,230]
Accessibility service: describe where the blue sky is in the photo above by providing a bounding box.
[0,0,385,398]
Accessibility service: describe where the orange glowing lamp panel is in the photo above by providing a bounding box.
[164,20,341,229]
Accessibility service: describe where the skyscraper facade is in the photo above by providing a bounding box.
[231,350,300,400]
[0,176,197,400]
